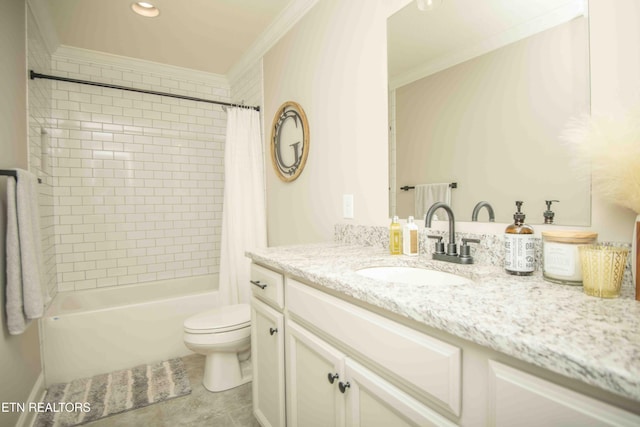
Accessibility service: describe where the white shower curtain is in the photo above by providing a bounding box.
[218,107,267,306]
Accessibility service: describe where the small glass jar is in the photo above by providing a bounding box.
[542,231,597,285]
[579,244,629,298]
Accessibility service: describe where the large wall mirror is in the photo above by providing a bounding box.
[388,0,591,225]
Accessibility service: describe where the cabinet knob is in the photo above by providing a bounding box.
[269,327,278,336]
[338,381,350,393]
[327,373,339,384]
[250,280,267,290]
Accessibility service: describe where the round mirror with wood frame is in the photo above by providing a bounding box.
[270,101,310,182]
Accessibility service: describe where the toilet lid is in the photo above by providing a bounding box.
[184,303,250,333]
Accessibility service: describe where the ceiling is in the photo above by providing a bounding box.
[42,0,292,75]
[39,0,584,81]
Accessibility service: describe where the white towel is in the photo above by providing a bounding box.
[5,169,44,335]
[415,183,451,222]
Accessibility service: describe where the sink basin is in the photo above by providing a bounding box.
[355,266,471,286]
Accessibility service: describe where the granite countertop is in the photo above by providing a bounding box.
[247,242,640,403]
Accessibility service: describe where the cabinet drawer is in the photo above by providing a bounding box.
[488,360,640,427]
[287,279,461,416]
[250,264,284,309]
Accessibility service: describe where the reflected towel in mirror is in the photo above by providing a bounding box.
[415,183,451,222]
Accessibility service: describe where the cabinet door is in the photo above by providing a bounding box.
[286,320,346,427]
[344,359,457,427]
[287,278,461,416]
[488,360,640,427]
[252,297,285,427]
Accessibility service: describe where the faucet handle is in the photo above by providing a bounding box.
[462,238,481,245]
[427,235,445,254]
[460,238,481,260]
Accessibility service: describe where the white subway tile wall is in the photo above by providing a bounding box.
[49,54,232,291]
[28,8,57,301]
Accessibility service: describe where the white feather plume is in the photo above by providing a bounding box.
[561,109,640,214]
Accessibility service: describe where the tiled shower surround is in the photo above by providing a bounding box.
[48,52,232,291]
[28,8,57,300]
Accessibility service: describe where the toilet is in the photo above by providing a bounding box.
[183,303,252,392]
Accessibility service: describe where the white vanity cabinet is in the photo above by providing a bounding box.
[286,278,462,416]
[250,261,640,427]
[285,278,460,427]
[251,264,286,427]
[286,319,456,427]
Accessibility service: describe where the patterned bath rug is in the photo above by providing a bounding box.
[34,357,191,427]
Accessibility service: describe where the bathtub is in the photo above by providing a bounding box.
[42,274,219,385]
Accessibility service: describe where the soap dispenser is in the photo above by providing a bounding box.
[403,216,419,256]
[390,216,402,255]
[504,201,535,276]
[543,200,559,224]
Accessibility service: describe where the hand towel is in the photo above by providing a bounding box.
[5,169,44,335]
[415,183,451,222]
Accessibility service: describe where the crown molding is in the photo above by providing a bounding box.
[53,45,228,86]
[390,0,586,90]
[26,0,60,55]
[227,0,319,85]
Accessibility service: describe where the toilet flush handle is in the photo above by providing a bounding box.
[250,280,267,290]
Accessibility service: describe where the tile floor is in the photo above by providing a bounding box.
[84,354,260,427]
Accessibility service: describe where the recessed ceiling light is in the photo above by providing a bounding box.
[416,0,442,12]
[131,1,160,18]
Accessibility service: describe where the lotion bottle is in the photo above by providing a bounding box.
[504,201,535,275]
[390,216,402,255]
[403,216,419,256]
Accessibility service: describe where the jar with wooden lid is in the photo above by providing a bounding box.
[542,231,598,285]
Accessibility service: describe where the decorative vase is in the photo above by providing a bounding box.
[634,214,640,301]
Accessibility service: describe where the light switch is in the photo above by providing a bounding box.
[343,194,354,219]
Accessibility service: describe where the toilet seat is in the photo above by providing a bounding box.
[184,303,250,334]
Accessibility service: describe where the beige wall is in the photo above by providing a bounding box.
[0,0,43,425]
[588,0,640,242]
[263,0,391,245]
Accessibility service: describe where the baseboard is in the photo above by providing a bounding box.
[16,372,45,427]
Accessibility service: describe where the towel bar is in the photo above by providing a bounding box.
[401,182,457,191]
[0,169,42,183]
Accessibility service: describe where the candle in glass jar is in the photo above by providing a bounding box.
[542,231,598,285]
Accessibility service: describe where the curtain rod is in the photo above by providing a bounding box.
[29,70,260,112]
